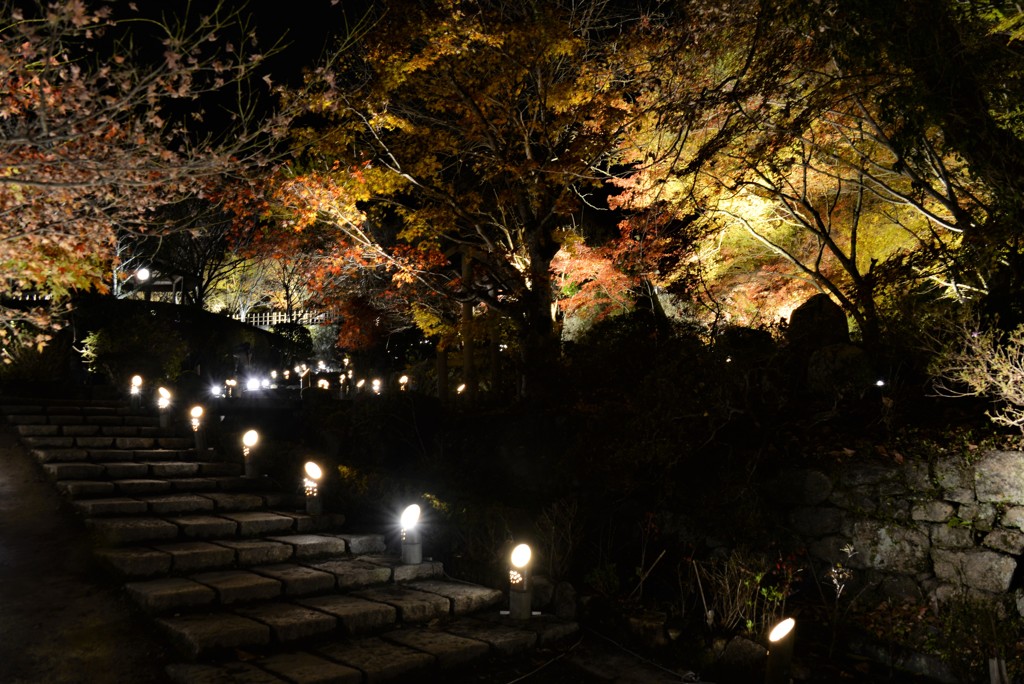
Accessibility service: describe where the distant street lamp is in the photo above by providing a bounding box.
[242,429,259,478]
[508,543,533,620]
[400,504,422,565]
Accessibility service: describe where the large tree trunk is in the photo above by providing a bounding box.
[517,229,561,401]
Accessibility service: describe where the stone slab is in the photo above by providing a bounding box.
[149,462,201,478]
[267,534,346,558]
[72,498,148,516]
[317,637,435,682]
[361,555,443,582]
[44,462,105,479]
[406,580,503,614]
[295,595,397,636]
[214,539,294,566]
[15,424,59,436]
[75,436,115,448]
[169,515,238,539]
[86,449,134,462]
[444,617,537,656]
[32,448,87,463]
[383,628,489,669]
[309,559,392,589]
[132,449,184,461]
[60,480,117,497]
[88,517,180,545]
[234,602,337,642]
[339,534,387,555]
[251,564,336,596]
[166,662,287,684]
[154,541,236,572]
[203,493,267,511]
[484,614,580,645]
[258,652,361,684]
[220,512,296,536]
[95,547,172,578]
[115,479,173,496]
[144,494,215,515]
[125,577,216,614]
[191,570,282,604]
[158,613,270,659]
[198,462,242,477]
[115,437,156,449]
[170,478,219,492]
[352,586,451,624]
[103,462,150,478]
[66,425,104,436]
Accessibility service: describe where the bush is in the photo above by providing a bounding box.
[80,312,188,386]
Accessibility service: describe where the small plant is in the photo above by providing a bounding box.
[820,543,859,656]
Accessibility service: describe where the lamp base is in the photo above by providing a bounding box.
[306,495,323,515]
[509,589,533,620]
[401,542,422,565]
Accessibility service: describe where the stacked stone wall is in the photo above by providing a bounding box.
[772,451,1024,614]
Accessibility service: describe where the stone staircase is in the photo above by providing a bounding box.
[2,396,578,683]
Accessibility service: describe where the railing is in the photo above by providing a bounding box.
[237,310,338,328]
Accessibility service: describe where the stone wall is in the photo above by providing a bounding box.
[771,451,1024,614]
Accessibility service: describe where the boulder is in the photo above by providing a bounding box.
[787,294,849,350]
[975,451,1024,505]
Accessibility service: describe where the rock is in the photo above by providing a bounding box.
[806,344,875,399]
[983,529,1024,555]
[934,459,975,504]
[958,502,997,531]
[790,506,843,536]
[769,469,833,506]
[931,548,1018,593]
[787,294,849,350]
[930,523,974,550]
[1004,507,1024,530]
[531,575,555,610]
[912,501,955,523]
[715,635,766,682]
[553,581,577,620]
[850,521,930,574]
[975,451,1024,505]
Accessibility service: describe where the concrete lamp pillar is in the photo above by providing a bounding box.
[509,543,533,620]
[241,430,259,478]
[304,461,324,515]
[129,375,143,410]
[400,504,422,565]
[765,618,796,684]
[156,387,171,430]
[189,406,205,454]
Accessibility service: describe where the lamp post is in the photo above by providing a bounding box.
[242,429,259,478]
[129,375,143,410]
[156,387,171,429]
[400,504,422,565]
[508,543,533,620]
[189,405,205,454]
[399,375,409,392]
[303,461,323,515]
[764,618,796,684]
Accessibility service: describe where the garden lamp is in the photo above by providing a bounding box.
[400,504,422,565]
[765,617,796,684]
[242,429,259,478]
[303,461,323,515]
[509,543,533,620]
[156,387,171,429]
[129,375,143,410]
[189,405,205,453]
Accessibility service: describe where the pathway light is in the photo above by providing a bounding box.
[765,618,796,684]
[303,461,323,515]
[400,504,422,565]
[242,429,259,478]
[509,543,533,620]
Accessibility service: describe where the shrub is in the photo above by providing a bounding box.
[80,312,188,386]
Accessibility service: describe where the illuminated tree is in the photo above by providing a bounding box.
[279,0,666,396]
[0,0,291,352]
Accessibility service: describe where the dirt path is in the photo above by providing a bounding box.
[0,426,171,684]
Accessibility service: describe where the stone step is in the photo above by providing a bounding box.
[32,447,218,464]
[150,579,503,660]
[24,435,196,449]
[85,510,348,546]
[126,556,451,616]
[162,614,577,677]
[45,460,241,484]
[57,475,269,499]
[16,423,165,438]
[95,534,379,579]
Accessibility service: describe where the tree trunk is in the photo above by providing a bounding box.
[461,254,477,404]
[518,231,561,400]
